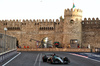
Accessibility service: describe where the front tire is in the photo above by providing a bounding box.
[42,56,47,62]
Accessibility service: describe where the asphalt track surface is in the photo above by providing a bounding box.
[1,51,100,66]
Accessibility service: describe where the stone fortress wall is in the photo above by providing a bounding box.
[0,19,64,48]
[0,8,100,48]
[63,8,82,47]
[82,18,100,48]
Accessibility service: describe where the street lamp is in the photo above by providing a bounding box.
[4,27,7,52]
[4,27,7,35]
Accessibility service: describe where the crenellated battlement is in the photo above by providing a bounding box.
[0,19,61,27]
[83,18,99,21]
[0,19,60,23]
[64,8,82,17]
[82,18,100,25]
[0,19,22,22]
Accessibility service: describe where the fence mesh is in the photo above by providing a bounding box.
[0,33,16,53]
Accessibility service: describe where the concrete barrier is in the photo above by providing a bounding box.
[17,48,95,52]
[0,49,17,62]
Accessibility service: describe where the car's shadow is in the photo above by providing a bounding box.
[42,62,70,65]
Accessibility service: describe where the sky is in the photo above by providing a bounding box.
[0,0,99,20]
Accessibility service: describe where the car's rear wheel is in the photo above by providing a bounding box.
[63,57,70,63]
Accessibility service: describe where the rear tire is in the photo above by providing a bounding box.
[64,57,70,63]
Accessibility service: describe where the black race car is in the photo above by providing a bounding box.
[42,53,70,64]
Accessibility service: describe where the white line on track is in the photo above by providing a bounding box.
[2,52,21,66]
[86,57,100,63]
[34,53,40,66]
[70,53,100,63]
[39,53,42,66]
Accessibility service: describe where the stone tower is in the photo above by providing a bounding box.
[63,8,82,48]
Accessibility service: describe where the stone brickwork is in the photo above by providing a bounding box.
[63,8,82,48]
[0,8,100,48]
[82,18,100,48]
[0,19,64,48]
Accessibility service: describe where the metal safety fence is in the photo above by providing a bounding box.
[0,33,16,53]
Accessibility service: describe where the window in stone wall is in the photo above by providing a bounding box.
[7,27,10,30]
[46,27,47,30]
[48,27,49,30]
[70,20,74,24]
[18,27,20,30]
[44,27,45,30]
[22,23,26,25]
[9,27,12,30]
[40,27,41,30]
[41,27,43,30]
[3,23,7,25]
[39,27,54,30]
[82,22,84,24]
[50,27,51,30]
[12,27,14,30]
[7,27,20,30]
[52,27,53,30]
[35,23,36,25]
[95,22,97,24]
[15,27,17,30]
[37,23,39,25]
[87,22,89,24]
[91,22,93,24]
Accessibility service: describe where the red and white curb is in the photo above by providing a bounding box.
[70,53,88,58]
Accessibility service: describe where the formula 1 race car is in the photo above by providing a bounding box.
[42,53,70,64]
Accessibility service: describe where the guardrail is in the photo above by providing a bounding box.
[0,49,17,62]
[0,33,16,53]
[0,33,17,62]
